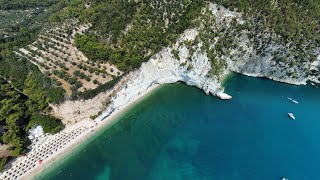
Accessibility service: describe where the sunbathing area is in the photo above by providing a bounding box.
[0,122,98,180]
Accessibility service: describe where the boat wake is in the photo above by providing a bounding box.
[287,97,299,104]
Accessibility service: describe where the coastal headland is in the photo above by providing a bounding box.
[0,2,319,179]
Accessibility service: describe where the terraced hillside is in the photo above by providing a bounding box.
[16,22,122,95]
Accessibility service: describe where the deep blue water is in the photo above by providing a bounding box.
[36,73,320,180]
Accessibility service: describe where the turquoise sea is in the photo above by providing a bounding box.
[35,73,320,180]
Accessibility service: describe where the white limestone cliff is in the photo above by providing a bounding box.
[98,29,231,120]
[97,2,319,121]
[54,3,318,124]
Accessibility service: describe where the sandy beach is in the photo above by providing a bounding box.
[0,84,160,180]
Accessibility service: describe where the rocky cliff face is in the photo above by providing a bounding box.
[210,4,320,85]
[230,29,320,85]
[54,3,319,124]
[97,3,319,121]
[98,28,231,120]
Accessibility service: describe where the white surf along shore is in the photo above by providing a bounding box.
[1,3,319,180]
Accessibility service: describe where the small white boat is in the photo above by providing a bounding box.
[282,178,289,180]
[287,97,299,104]
[288,113,295,120]
[311,83,315,86]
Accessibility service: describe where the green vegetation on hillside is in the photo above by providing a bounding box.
[0,52,65,105]
[216,0,320,65]
[0,0,67,168]
[26,114,62,134]
[1,0,318,119]
[217,0,320,44]
[54,0,204,71]
[52,0,320,74]
[2,0,319,86]
[74,33,109,61]
[0,0,66,102]
[78,75,123,100]
[0,81,30,156]
[0,79,63,157]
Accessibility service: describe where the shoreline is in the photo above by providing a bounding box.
[2,67,313,180]
[1,71,314,180]
[3,84,160,180]
[236,71,314,86]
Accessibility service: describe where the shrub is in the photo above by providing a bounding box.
[52,70,59,75]
[78,75,123,100]
[90,115,98,120]
[73,70,81,76]
[172,49,180,60]
[79,73,86,79]
[68,77,77,85]
[75,81,83,88]
[85,76,91,81]
[71,85,79,91]
[0,157,8,171]
[27,114,63,134]
[56,81,62,86]
[187,64,193,70]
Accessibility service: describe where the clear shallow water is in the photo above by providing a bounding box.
[36,73,320,180]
